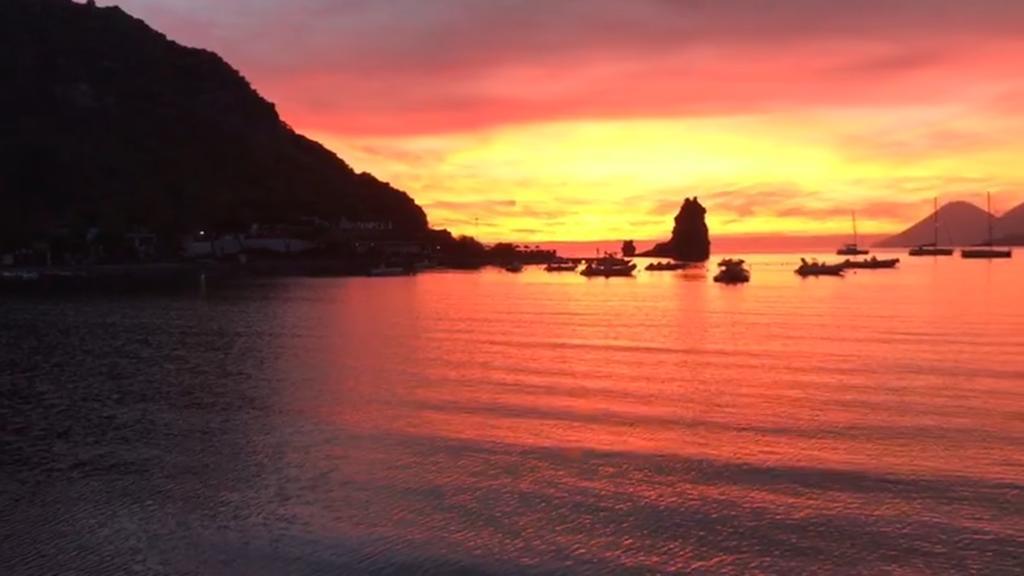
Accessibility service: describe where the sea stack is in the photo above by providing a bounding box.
[640,197,711,261]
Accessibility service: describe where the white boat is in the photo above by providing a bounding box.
[645,261,687,271]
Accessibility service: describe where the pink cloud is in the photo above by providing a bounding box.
[113,0,1024,135]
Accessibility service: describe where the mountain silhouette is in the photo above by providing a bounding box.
[994,201,1024,243]
[0,0,428,252]
[877,201,995,247]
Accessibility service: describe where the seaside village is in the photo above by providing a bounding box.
[0,196,1013,285]
[0,216,561,280]
[3,218,433,268]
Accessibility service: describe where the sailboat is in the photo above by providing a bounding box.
[961,192,1012,259]
[836,211,870,256]
[909,197,955,256]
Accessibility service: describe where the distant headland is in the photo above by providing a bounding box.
[0,0,491,272]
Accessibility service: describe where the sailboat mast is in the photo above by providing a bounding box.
[933,197,939,246]
[987,192,993,245]
[852,211,858,246]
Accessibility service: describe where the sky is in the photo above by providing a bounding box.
[112,0,1024,242]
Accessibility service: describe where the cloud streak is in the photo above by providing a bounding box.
[118,0,1024,134]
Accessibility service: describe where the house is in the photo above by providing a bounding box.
[182,230,317,259]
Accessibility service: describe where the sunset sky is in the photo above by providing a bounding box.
[116,0,1024,241]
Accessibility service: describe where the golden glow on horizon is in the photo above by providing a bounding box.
[313,108,1024,241]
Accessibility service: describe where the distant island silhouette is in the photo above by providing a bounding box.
[878,199,1024,247]
[639,197,711,261]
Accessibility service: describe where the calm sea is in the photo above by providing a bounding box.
[2,253,1023,574]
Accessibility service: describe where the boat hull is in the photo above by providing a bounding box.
[841,258,900,270]
[796,269,844,277]
[713,271,750,284]
[909,247,954,256]
[645,262,687,271]
[961,249,1013,259]
[581,263,637,277]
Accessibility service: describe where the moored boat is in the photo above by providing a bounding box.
[836,243,869,256]
[909,245,955,257]
[909,197,954,256]
[795,258,845,277]
[504,262,525,273]
[644,261,687,271]
[713,258,750,284]
[841,256,900,270]
[581,254,636,277]
[836,211,870,256]
[960,192,1013,259]
[962,247,1012,259]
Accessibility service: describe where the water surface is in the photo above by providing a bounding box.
[2,253,1023,574]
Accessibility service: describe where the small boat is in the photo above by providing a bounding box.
[504,262,524,273]
[961,192,1013,259]
[544,260,578,272]
[909,197,955,256]
[713,259,750,284]
[836,211,870,256]
[836,243,869,256]
[795,258,845,277]
[368,264,411,277]
[841,256,900,270]
[909,245,955,257]
[580,254,636,277]
[962,247,1012,259]
[645,261,686,271]
[581,262,636,277]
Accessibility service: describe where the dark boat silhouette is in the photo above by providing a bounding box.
[713,258,750,283]
[841,256,900,269]
[910,245,955,257]
[796,258,845,277]
[836,212,870,256]
[645,261,688,271]
[581,254,636,277]
[961,193,1013,259]
[909,198,955,256]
